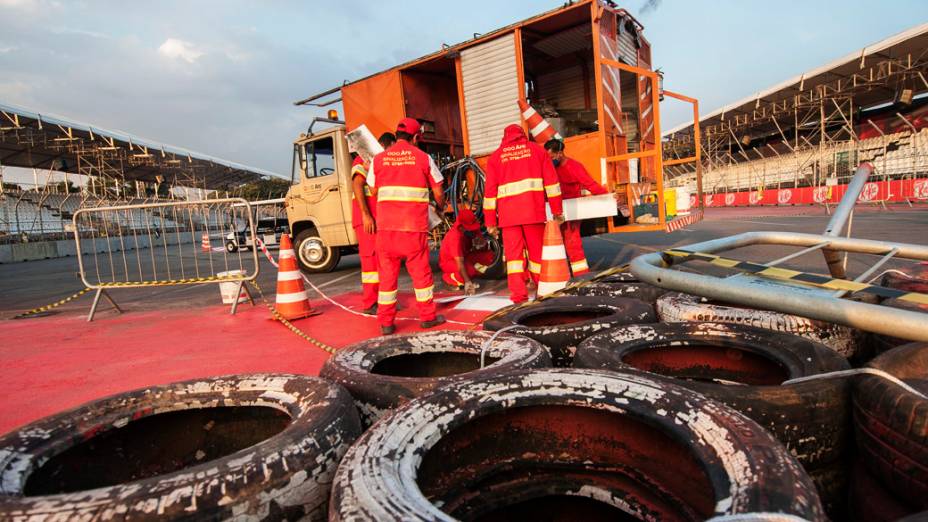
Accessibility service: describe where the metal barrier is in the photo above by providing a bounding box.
[630,163,928,342]
[72,198,259,321]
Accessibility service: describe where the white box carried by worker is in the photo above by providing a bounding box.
[545,194,618,222]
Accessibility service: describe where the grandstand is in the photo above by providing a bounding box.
[0,102,281,249]
[662,23,928,207]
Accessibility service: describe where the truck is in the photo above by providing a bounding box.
[284,0,703,273]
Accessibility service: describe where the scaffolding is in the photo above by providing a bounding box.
[662,23,928,202]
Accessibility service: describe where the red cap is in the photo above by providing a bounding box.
[396,117,421,136]
[457,209,481,232]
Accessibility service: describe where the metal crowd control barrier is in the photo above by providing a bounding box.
[630,162,928,342]
[72,198,259,321]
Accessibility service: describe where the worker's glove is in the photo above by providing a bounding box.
[487,226,499,239]
[553,214,566,224]
[464,281,478,296]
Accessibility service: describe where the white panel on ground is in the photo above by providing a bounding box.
[461,33,522,157]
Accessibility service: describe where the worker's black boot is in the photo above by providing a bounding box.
[420,315,446,329]
[360,304,377,315]
[381,324,396,335]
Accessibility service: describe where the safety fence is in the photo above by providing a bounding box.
[0,181,287,246]
[72,198,259,320]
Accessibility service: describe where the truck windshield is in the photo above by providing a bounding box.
[305,137,336,178]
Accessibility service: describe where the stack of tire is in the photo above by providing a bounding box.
[315,312,830,519]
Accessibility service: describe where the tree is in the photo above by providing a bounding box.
[237,177,291,200]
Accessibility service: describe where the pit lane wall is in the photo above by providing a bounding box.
[696,178,928,208]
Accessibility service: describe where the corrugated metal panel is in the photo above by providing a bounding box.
[461,34,521,157]
[532,24,592,58]
[536,65,589,110]
[617,26,637,65]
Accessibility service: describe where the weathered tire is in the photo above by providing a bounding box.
[319,330,551,426]
[848,461,918,522]
[855,342,928,510]
[574,322,851,468]
[0,374,361,521]
[656,292,859,358]
[329,369,824,521]
[561,270,668,303]
[573,321,850,517]
[483,295,656,366]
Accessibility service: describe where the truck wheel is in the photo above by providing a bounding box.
[226,241,238,253]
[295,228,340,273]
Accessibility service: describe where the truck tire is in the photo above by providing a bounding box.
[329,369,824,521]
[319,330,551,426]
[295,228,340,273]
[226,240,238,253]
[483,296,656,366]
[561,271,668,303]
[0,374,361,521]
[855,342,928,510]
[573,322,851,469]
[656,292,859,358]
[480,235,506,280]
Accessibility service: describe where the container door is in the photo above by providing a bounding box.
[460,33,522,157]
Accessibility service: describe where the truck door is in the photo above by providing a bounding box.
[296,133,352,245]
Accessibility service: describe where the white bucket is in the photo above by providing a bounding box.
[676,187,692,215]
[218,270,248,304]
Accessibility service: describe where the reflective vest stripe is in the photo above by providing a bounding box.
[528,260,542,274]
[507,260,524,273]
[483,196,497,210]
[361,271,379,284]
[497,178,543,198]
[378,289,397,305]
[414,285,434,302]
[378,185,429,203]
[544,183,562,198]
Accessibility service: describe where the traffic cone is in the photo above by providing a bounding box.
[201,232,211,252]
[275,233,318,320]
[537,221,570,296]
[518,99,563,145]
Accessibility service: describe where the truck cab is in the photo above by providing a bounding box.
[286,124,358,272]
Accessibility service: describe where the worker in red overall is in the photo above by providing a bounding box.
[485,124,563,303]
[350,154,378,314]
[545,139,614,276]
[348,133,396,315]
[439,208,495,295]
[367,118,445,334]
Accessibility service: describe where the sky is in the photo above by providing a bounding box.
[1,0,926,180]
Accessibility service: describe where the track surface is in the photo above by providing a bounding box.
[1,205,926,317]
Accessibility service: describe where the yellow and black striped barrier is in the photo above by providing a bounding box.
[662,249,928,306]
[13,288,92,319]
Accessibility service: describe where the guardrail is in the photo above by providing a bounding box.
[72,198,259,321]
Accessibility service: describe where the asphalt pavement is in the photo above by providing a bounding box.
[1,206,925,319]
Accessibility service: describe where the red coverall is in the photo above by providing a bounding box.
[350,156,378,310]
[367,139,443,327]
[485,125,563,303]
[439,213,495,288]
[555,157,607,276]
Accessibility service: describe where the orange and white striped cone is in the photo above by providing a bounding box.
[201,232,211,252]
[537,221,570,297]
[518,99,563,145]
[275,233,318,320]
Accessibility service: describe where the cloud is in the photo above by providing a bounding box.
[157,38,204,63]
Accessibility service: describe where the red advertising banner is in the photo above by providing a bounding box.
[691,178,928,208]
